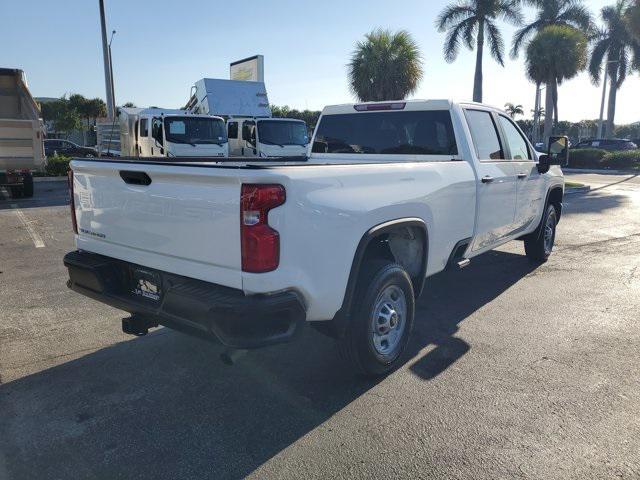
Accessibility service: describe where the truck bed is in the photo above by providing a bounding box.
[0,119,44,171]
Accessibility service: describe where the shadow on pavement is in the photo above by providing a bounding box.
[409,250,536,380]
[562,190,626,216]
[587,174,638,192]
[0,251,536,479]
[0,181,69,210]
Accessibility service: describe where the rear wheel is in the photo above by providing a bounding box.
[22,173,33,198]
[525,204,557,262]
[339,261,415,377]
[9,185,23,198]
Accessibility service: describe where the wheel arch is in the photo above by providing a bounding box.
[322,218,428,339]
[547,185,563,223]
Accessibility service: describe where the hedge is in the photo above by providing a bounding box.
[569,148,640,170]
[602,150,640,170]
[568,149,607,168]
[45,154,71,176]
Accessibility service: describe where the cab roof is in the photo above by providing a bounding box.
[321,99,505,115]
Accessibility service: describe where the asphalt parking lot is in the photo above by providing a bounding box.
[1,172,639,479]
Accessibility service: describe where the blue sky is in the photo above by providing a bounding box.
[2,0,639,123]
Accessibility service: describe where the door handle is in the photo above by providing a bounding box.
[481,175,494,183]
[120,171,152,186]
[517,172,528,179]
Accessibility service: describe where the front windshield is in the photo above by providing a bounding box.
[164,117,227,145]
[258,120,308,146]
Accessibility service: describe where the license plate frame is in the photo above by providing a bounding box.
[131,267,162,302]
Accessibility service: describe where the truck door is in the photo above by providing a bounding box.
[241,120,257,157]
[150,117,164,156]
[138,117,150,156]
[496,115,544,234]
[464,109,517,253]
[227,120,239,155]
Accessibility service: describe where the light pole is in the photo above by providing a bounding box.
[108,30,116,110]
[597,59,618,139]
[99,0,115,120]
[533,84,546,144]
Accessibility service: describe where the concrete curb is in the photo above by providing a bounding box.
[564,168,637,175]
[34,176,68,183]
[565,185,591,195]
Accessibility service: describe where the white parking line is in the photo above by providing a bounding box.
[11,204,45,248]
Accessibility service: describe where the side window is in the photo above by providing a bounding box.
[227,122,238,139]
[498,115,531,161]
[464,110,504,160]
[139,118,148,137]
[151,118,163,145]
[242,121,256,146]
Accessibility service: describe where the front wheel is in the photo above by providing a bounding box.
[339,262,415,377]
[524,204,557,262]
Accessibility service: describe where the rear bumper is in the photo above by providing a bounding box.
[64,250,306,349]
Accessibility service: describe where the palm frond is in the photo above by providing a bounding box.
[486,20,506,65]
[588,38,610,83]
[436,3,476,31]
[497,0,524,25]
[443,19,472,62]
[511,21,543,58]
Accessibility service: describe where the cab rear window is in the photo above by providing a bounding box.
[312,110,458,155]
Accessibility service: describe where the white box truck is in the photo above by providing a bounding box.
[185,78,308,157]
[0,68,44,198]
[115,107,228,158]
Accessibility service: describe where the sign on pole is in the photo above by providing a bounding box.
[230,55,264,82]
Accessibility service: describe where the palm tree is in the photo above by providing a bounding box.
[511,0,593,58]
[511,0,592,131]
[348,29,423,102]
[436,0,523,102]
[526,25,587,141]
[504,102,524,118]
[589,0,640,138]
[627,0,640,41]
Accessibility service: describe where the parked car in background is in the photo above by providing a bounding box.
[573,138,638,151]
[44,139,98,158]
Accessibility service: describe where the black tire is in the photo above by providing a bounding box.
[339,261,415,377]
[22,173,34,198]
[525,204,557,262]
[9,185,23,198]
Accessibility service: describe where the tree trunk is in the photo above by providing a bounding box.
[533,82,540,143]
[473,21,484,103]
[606,69,617,139]
[552,79,558,131]
[542,76,554,144]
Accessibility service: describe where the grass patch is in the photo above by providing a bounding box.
[565,181,585,188]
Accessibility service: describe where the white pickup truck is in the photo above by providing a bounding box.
[64,100,566,376]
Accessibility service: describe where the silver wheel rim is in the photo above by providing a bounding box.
[371,285,407,356]
[544,212,555,254]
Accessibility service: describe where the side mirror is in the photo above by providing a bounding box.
[548,135,569,167]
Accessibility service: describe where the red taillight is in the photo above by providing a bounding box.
[240,184,285,273]
[68,169,78,234]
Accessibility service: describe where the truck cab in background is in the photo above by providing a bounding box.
[185,78,309,157]
[0,68,44,198]
[226,117,308,157]
[119,108,228,158]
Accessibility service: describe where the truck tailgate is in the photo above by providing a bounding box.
[71,160,243,289]
[0,119,44,171]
